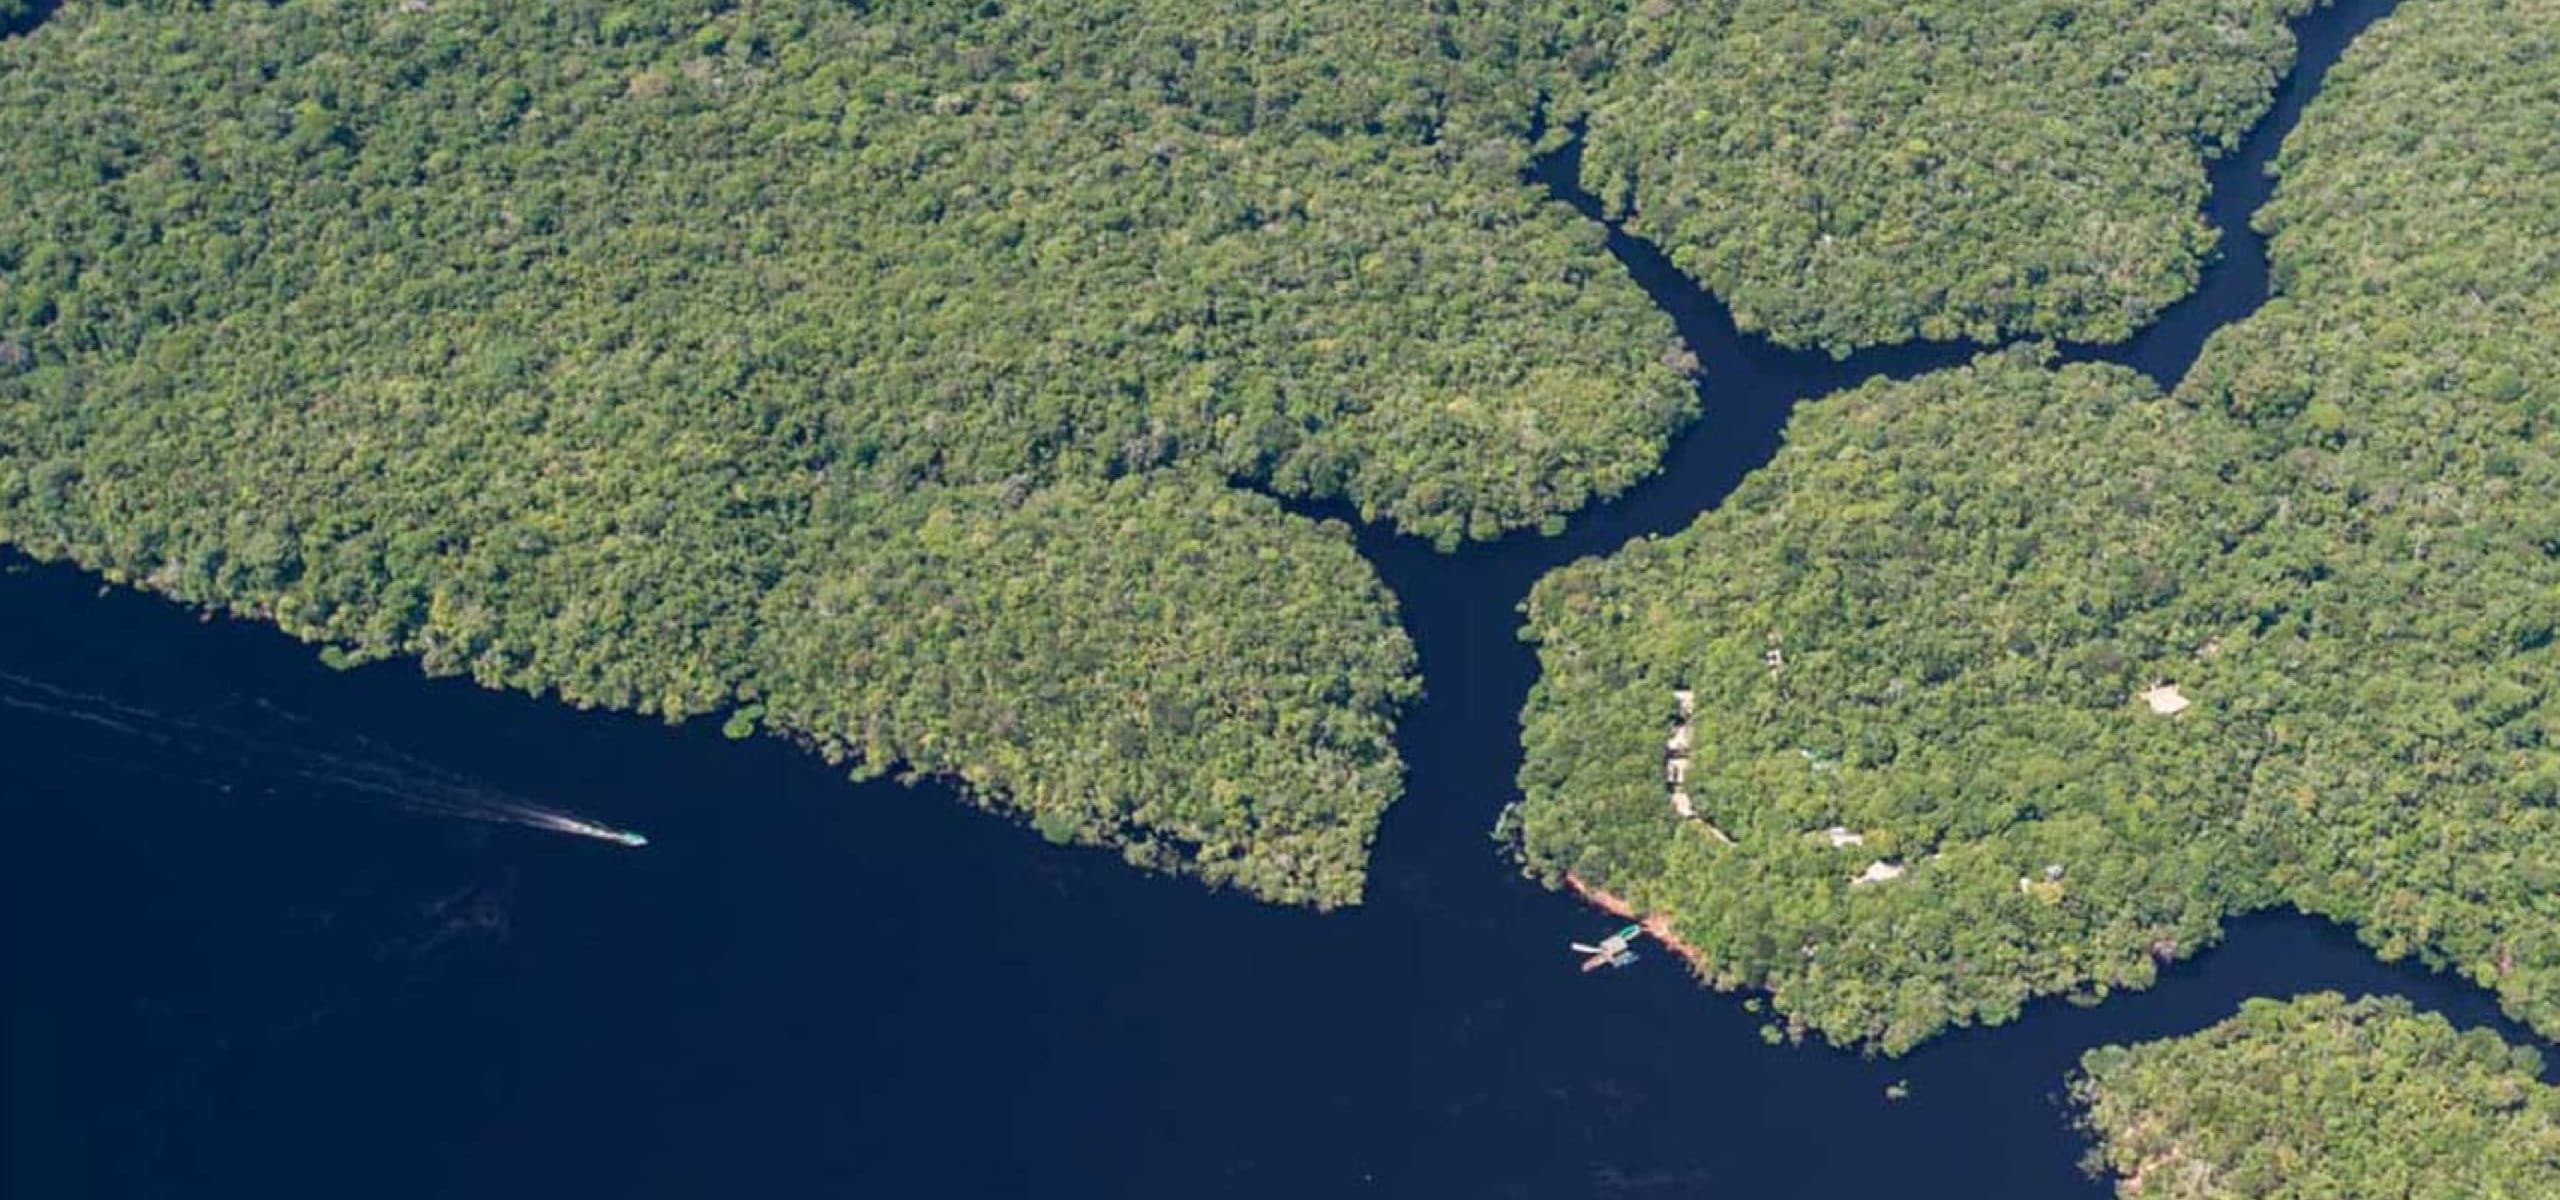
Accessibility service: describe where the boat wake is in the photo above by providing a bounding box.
[0,668,647,847]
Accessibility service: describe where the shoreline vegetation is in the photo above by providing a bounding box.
[1516,0,2560,1051]
[0,0,2332,902]
[2072,994,2560,1198]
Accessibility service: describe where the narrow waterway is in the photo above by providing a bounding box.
[5,2,2530,1198]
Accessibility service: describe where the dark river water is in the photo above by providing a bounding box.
[6,1,2540,1196]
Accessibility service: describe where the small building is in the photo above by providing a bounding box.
[1851,860,1906,886]
[2019,864,2067,904]
[1666,758,1690,787]
[1670,790,1696,819]
[2139,684,2192,716]
[1673,689,1696,718]
[1824,826,1865,849]
[1666,725,1693,754]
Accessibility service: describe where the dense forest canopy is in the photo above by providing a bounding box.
[0,0,1699,550]
[1517,353,2283,1049]
[0,0,2335,903]
[1568,0,2320,354]
[7,0,2531,911]
[5,0,1757,904]
[2178,0,2560,1040]
[1516,0,2560,1049]
[2073,994,2560,1199]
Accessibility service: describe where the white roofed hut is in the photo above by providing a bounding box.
[1851,860,1907,886]
[2139,683,2192,716]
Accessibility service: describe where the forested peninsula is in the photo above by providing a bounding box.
[1516,0,2560,1050]
[1570,0,2322,354]
[2073,994,2560,1198]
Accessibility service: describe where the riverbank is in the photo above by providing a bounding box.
[1563,871,1710,973]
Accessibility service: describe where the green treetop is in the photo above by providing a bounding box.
[1517,0,2560,1046]
[2074,994,2560,1199]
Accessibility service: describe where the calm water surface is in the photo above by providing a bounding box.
[6,1,2533,1196]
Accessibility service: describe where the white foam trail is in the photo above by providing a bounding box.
[0,670,648,848]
